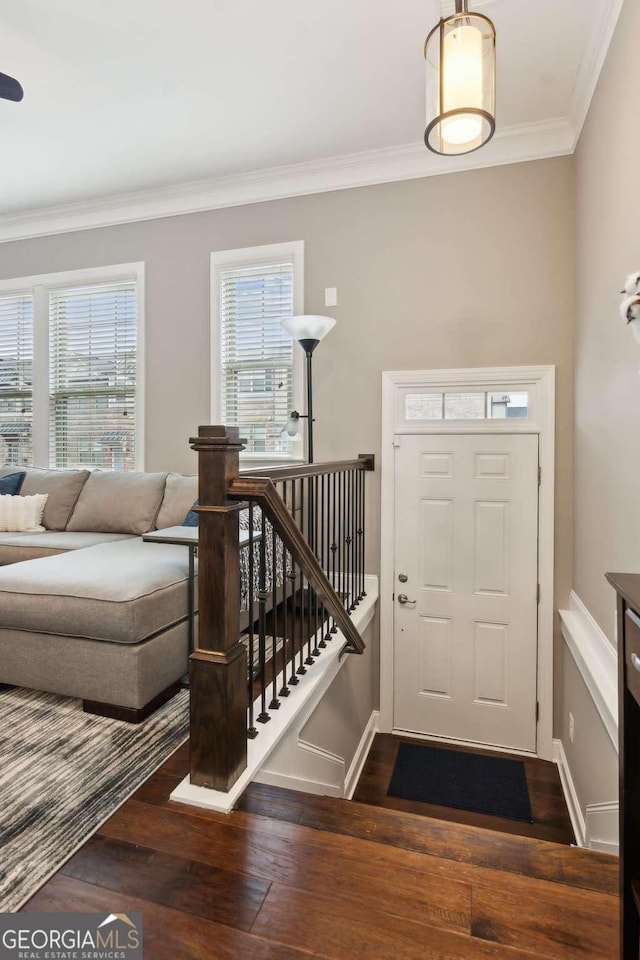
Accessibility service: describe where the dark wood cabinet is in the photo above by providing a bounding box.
[606,572,640,960]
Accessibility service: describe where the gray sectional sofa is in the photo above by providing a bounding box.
[0,467,199,721]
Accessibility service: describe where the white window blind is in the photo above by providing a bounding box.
[49,281,137,470]
[0,294,34,466]
[219,261,294,455]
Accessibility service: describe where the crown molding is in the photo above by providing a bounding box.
[570,0,624,146]
[0,0,621,246]
[0,117,574,245]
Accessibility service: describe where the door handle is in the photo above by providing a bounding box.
[397,594,416,606]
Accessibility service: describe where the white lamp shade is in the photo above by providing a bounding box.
[282,315,336,342]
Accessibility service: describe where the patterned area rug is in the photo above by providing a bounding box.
[0,685,189,912]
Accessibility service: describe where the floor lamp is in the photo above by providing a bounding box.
[282,315,335,619]
[282,315,336,464]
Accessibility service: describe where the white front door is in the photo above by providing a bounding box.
[393,433,539,753]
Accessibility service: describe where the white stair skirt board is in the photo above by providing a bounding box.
[171,575,378,813]
[553,739,619,853]
[255,709,380,800]
[553,738,587,847]
[559,592,618,751]
[344,710,380,800]
[585,801,619,856]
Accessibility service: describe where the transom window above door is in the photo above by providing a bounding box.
[404,390,530,422]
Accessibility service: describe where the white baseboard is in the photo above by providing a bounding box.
[344,711,380,799]
[553,738,587,847]
[585,801,619,856]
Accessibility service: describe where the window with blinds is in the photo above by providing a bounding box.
[49,281,138,470]
[0,294,34,466]
[219,261,294,455]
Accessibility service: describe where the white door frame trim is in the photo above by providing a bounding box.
[379,365,556,761]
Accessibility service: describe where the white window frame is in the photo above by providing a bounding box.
[0,262,145,469]
[210,241,304,461]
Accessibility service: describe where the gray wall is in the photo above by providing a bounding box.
[553,0,640,830]
[302,613,378,773]
[575,0,640,640]
[0,157,575,609]
[559,645,618,822]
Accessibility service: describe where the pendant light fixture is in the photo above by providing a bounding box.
[424,0,496,156]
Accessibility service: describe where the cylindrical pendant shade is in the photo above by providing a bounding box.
[424,11,496,156]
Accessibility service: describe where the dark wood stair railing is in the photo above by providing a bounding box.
[188,425,374,794]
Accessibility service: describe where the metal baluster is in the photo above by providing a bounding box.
[346,469,353,611]
[269,521,280,711]
[351,470,358,607]
[339,470,345,610]
[323,469,332,642]
[361,468,367,598]
[304,475,315,666]
[354,470,362,606]
[247,502,258,738]
[257,509,270,723]
[344,470,349,611]
[280,481,291,697]
[312,473,321,657]
[350,470,356,611]
[297,477,307,675]
[289,479,299,685]
[318,472,327,648]
[331,471,338,633]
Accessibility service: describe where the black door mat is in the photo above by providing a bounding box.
[387,742,533,823]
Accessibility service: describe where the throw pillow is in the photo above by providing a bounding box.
[20,468,90,530]
[0,493,49,532]
[0,471,26,496]
[156,473,198,529]
[182,501,199,527]
[66,470,168,535]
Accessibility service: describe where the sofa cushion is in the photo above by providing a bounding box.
[0,531,134,565]
[155,473,198,529]
[67,470,168,535]
[0,494,48,533]
[20,468,90,531]
[0,471,26,495]
[0,538,193,643]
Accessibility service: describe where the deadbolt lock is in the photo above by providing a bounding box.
[398,573,408,583]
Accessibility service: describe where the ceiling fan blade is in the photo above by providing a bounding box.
[0,72,23,102]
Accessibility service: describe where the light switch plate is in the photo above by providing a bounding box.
[324,287,337,308]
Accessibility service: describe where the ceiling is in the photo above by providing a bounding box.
[0,0,622,238]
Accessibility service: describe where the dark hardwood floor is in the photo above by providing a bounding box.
[24,739,618,959]
[353,732,576,844]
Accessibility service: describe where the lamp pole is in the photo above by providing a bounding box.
[303,344,315,463]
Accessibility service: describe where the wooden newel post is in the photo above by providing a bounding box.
[189,425,248,791]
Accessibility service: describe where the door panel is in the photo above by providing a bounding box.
[393,433,539,752]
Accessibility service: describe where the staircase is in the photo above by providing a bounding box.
[28,743,620,960]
